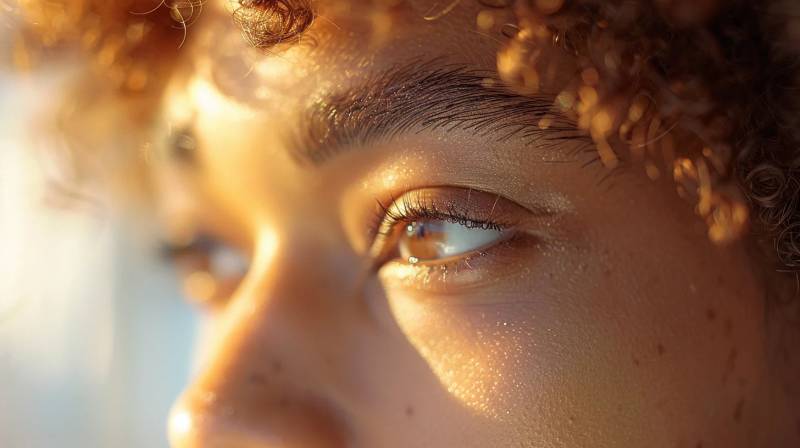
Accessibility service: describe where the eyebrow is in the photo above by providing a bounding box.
[291,60,588,166]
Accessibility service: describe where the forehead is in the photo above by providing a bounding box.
[183,0,510,108]
[160,1,578,222]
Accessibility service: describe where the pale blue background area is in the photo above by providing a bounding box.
[0,70,198,447]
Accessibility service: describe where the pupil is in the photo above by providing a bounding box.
[407,221,427,238]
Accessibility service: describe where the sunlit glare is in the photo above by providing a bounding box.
[188,76,253,119]
[168,409,194,441]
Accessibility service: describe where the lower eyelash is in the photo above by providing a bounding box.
[417,250,488,277]
[378,232,532,293]
[401,230,520,266]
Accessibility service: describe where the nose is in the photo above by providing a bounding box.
[169,394,347,448]
[168,234,357,448]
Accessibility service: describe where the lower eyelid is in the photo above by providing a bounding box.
[378,232,538,295]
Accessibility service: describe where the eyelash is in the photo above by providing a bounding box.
[375,192,503,231]
[369,190,512,266]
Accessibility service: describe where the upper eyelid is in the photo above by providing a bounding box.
[378,200,508,234]
[373,186,544,226]
[369,190,492,237]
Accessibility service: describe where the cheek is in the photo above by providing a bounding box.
[385,295,535,419]
[568,233,770,444]
[381,281,592,435]
[380,235,770,446]
[375,236,602,439]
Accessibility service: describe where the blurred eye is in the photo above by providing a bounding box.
[399,220,506,264]
[161,233,249,307]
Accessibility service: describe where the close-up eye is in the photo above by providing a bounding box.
[369,187,536,288]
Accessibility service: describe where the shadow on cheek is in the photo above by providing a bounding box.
[384,290,546,421]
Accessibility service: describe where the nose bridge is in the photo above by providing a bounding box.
[169,232,360,447]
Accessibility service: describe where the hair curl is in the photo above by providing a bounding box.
[232,0,314,48]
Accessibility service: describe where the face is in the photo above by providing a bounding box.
[160,1,773,446]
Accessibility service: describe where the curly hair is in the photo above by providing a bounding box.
[232,0,314,48]
[11,0,186,92]
[496,0,800,272]
[8,0,800,274]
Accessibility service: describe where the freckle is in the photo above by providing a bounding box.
[271,360,283,373]
[695,441,703,448]
[405,406,415,418]
[733,398,744,422]
[632,356,641,367]
[278,396,289,408]
[705,308,717,321]
[568,415,576,423]
[657,343,666,356]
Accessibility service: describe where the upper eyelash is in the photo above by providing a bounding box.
[369,191,510,248]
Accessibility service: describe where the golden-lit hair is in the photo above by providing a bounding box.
[12,0,186,92]
[232,0,314,48]
[498,0,800,268]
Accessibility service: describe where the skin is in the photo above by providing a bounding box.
[158,1,799,446]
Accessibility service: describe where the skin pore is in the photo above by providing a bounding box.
[155,1,800,446]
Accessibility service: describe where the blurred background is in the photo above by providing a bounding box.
[0,68,198,447]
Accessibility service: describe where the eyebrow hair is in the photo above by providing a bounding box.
[292,60,588,166]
